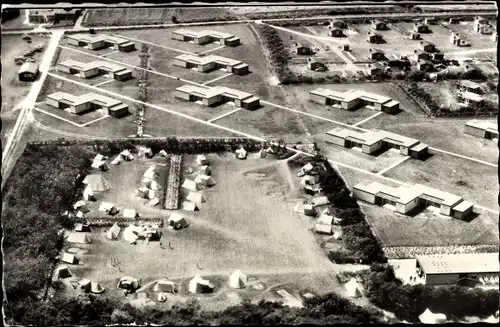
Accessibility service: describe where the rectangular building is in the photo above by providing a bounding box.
[416,253,499,285]
[369,48,385,60]
[173,54,249,75]
[57,60,133,80]
[46,92,129,117]
[367,32,383,44]
[414,23,431,33]
[172,29,240,46]
[457,80,484,95]
[420,41,435,53]
[66,34,136,52]
[18,62,39,81]
[465,120,498,140]
[175,85,260,110]
[309,88,400,114]
[28,9,80,24]
[372,20,387,30]
[353,181,475,218]
[460,91,485,106]
[326,128,429,159]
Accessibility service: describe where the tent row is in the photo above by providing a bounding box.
[54,266,105,294]
[122,223,161,244]
[188,269,248,294]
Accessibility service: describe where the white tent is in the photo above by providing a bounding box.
[199,165,211,176]
[154,279,177,293]
[258,149,267,158]
[185,166,194,174]
[302,162,314,173]
[345,279,362,298]
[182,179,199,192]
[55,265,72,279]
[419,309,447,324]
[74,223,90,232]
[91,159,106,170]
[195,174,216,187]
[317,213,334,225]
[61,252,77,264]
[186,191,206,204]
[138,147,153,158]
[99,202,116,213]
[196,154,208,166]
[300,175,316,187]
[182,201,198,211]
[111,155,122,165]
[147,189,156,200]
[83,174,110,192]
[107,223,121,240]
[79,279,91,291]
[76,211,85,218]
[117,276,140,291]
[159,150,168,157]
[120,150,134,161]
[188,275,214,294]
[157,292,168,302]
[312,196,329,207]
[73,200,87,210]
[83,185,96,201]
[293,203,315,216]
[90,282,105,294]
[229,269,247,289]
[67,232,91,244]
[235,147,247,159]
[265,146,275,154]
[143,166,158,180]
[148,198,160,207]
[94,154,106,162]
[138,186,149,198]
[123,225,140,243]
[123,209,138,219]
[168,213,189,229]
[315,223,332,235]
[148,180,161,191]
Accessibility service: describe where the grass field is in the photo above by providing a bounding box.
[382,152,498,209]
[333,165,402,189]
[362,202,499,247]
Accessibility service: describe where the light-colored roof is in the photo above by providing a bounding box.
[68,33,131,46]
[173,29,236,40]
[452,200,474,213]
[462,91,484,102]
[354,181,467,207]
[419,309,447,324]
[59,59,128,73]
[310,88,396,106]
[175,53,243,67]
[176,84,257,101]
[327,128,421,148]
[19,62,39,74]
[458,80,483,89]
[315,223,332,234]
[47,91,124,108]
[466,120,498,133]
[417,253,499,275]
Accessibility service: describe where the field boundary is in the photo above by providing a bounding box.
[383,244,500,259]
[76,217,165,227]
[164,154,182,210]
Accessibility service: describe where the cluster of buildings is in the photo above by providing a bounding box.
[310,88,400,113]
[473,16,494,35]
[328,19,348,37]
[28,8,80,24]
[175,85,260,110]
[326,128,429,159]
[173,54,249,75]
[46,92,129,118]
[172,29,241,46]
[412,41,444,72]
[57,59,133,81]
[67,33,136,52]
[456,80,487,107]
[353,181,475,219]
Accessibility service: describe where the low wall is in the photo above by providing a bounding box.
[75,217,164,227]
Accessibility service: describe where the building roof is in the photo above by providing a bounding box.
[47,91,123,108]
[373,19,385,25]
[310,88,396,106]
[173,29,236,40]
[452,200,474,213]
[462,91,484,102]
[327,128,420,148]
[417,253,499,275]
[353,181,466,207]
[68,33,131,46]
[421,40,435,46]
[458,80,483,89]
[30,8,79,15]
[174,53,243,67]
[19,62,39,74]
[418,59,433,65]
[466,120,498,133]
[176,84,256,101]
[59,59,128,73]
[370,48,384,54]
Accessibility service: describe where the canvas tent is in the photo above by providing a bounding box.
[293,203,316,216]
[154,279,177,293]
[300,175,316,187]
[159,150,168,157]
[185,166,194,174]
[143,166,158,180]
[186,191,206,204]
[90,282,105,294]
[312,196,329,207]
[157,292,167,302]
[235,147,247,159]
[168,213,189,229]
[188,275,214,294]
[138,186,149,198]
[199,165,211,176]
[148,180,161,191]
[182,179,199,192]
[418,309,447,324]
[74,223,90,232]
[345,279,362,298]
[79,279,91,291]
[61,252,77,264]
[83,185,96,201]
[83,174,110,192]
[147,189,156,200]
[107,223,121,240]
[182,201,199,211]
[148,198,160,207]
[111,155,122,165]
[315,223,332,235]
[120,150,135,161]
[317,213,334,225]
[195,174,216,187]
[332,226,342,240]
[99,202,119,215]
[76,211,86,218]
[91,159,108,171]
[94,154,106,161]
[297,163,314,177]
[117,276,140,291]
[229,269,248,289]
[138,147,153,158]
[55,265,72,278]
[123,209,138,219]
[196,154,208,165]
[67,232,91,244]
[123,224,140,243]
[265,146,275,153]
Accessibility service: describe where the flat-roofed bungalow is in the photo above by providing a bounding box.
[175,85,260,110]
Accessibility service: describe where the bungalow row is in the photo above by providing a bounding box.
[173,54,249,75]
[353,181,475,219]
[465,120,498,140]
[473,16,493,34]
[66,34,136,52]
[175,85,260,110]
[326,128,429,159]
[57,59,133,81]
[172,29,240,46]
[413,49,443,62]
[309,88,400,114]
[46,92,129,117]
[28,9,80,24]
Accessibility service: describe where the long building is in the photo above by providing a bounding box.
[175,85,260,109]
[46,92,129,117]
[28,9,80,24]
[353,181,474,219]
[172,29,240,46]
[416,253,499,286]
[310,88,400,114]
[465,120,498,140]
[66,34,136,52]
[327,128,429,159]
[57,60,133,81]
[173,54,249,75]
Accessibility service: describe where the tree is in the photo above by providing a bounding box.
[171,15,178,24]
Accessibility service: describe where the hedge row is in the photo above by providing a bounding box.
[164,154,181,210]
[75,217,164,227]
[383,244,500,259]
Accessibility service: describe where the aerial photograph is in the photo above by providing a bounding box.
[1,1,499,325]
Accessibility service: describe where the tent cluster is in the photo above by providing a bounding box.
[418,308,447,324]
[123,223,161,244]
[168,213,190,230]
[79,279,105,294]
[344,279,362,298]
[67,232,91,244]
[235,147,247,160]
[297,162,324,195]
[314,208,343,238]
[137,165,161,207]
[91,154,110,171]
[182,155,217,213]
[189,275,215,294]
[99,201,119,216]
[117,276,140,294]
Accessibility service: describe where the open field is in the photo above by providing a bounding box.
[1,10,30,30]
[333,165,402,189]
[383,152,497,209]
[359,113,498,164]
[361,202,499,247]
